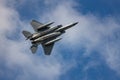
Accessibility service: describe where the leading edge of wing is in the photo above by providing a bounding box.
[42,43,54,55]
[30,20,43,32]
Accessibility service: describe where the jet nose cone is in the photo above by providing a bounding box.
[74,22,79,25]
[71,22,78,26]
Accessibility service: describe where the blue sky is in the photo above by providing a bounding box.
[16,0,120,20]
[77,0,120,16]
[0,0,120,80]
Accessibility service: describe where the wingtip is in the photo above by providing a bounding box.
[31,20,37,23]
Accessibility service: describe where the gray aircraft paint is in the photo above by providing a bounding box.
[22,20,78,55]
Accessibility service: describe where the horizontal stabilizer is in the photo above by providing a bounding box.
[30,44,38,54]
[22,30,32,39]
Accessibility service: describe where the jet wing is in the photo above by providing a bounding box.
[30,20,49,32]
[42,43,54,55]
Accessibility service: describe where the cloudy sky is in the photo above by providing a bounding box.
[0,0,120,80]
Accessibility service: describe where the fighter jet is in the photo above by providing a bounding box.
[22,20,78,55]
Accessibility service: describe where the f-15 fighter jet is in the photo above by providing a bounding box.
[22,20,78,55]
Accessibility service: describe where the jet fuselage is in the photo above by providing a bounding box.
[22,20,78,55]
[30,25,62,40]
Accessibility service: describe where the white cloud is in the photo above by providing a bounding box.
[0,0,120,80]
[0,0,63,80]
[41,0,120,75]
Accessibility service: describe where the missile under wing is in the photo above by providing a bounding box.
[31,20,54,32]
